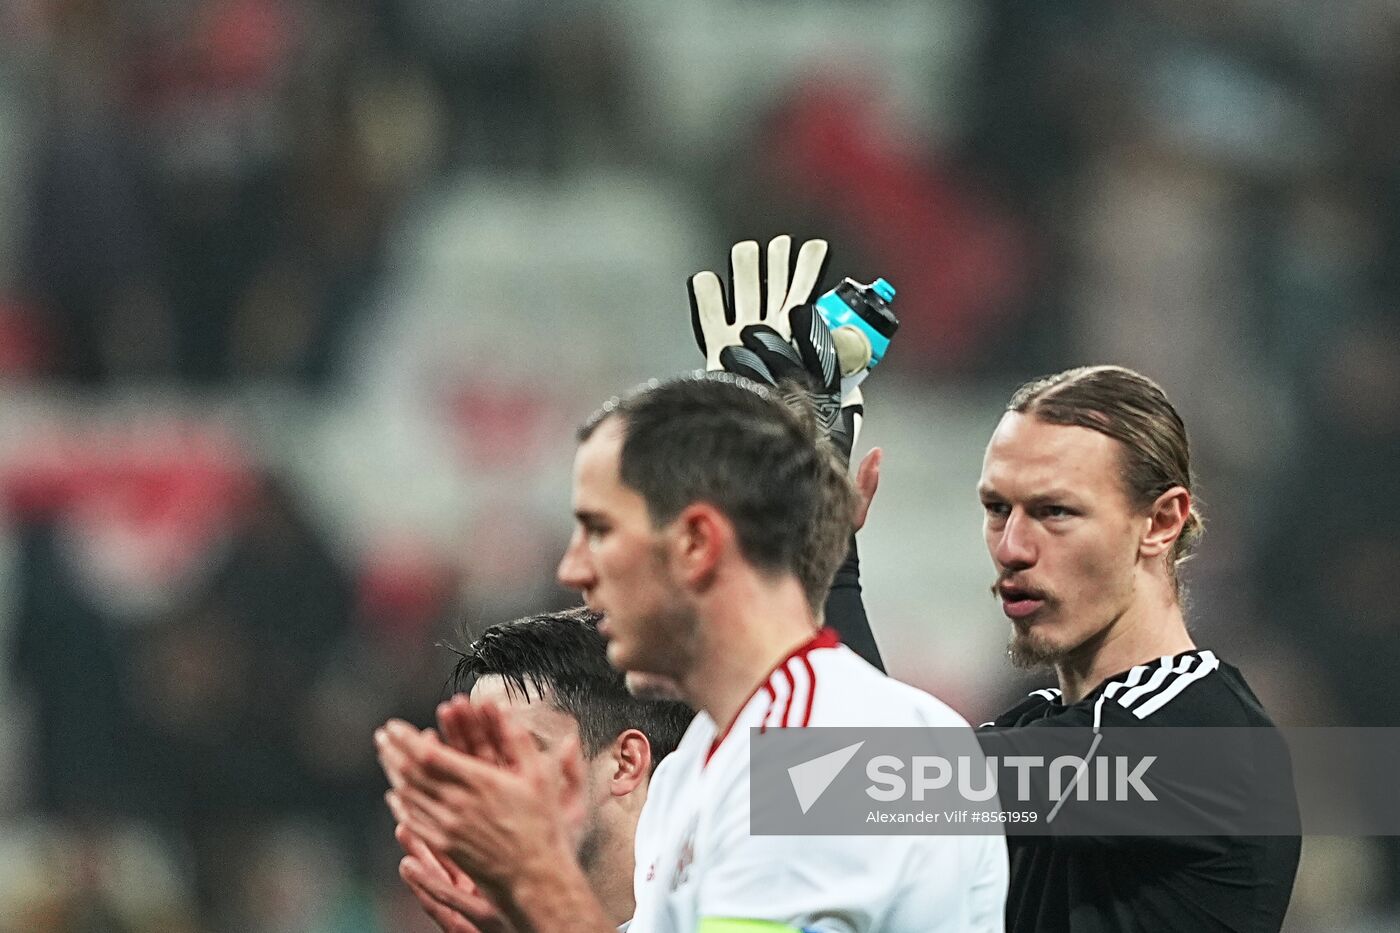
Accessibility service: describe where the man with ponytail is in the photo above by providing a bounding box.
[976,365,1300,932]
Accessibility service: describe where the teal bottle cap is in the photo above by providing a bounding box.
[872,278,896,301]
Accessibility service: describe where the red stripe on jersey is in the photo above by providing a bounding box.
[780,662,798,727]
[758,681,777,735]
[705,627,841,767]
[800,652,819,727]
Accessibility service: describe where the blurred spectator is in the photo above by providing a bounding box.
[0,819,198,933]
[20,0,174,384]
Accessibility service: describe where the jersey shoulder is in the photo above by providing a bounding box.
[807,644,971,728]
[983,650,1277,729]
[1093,649,1276,727]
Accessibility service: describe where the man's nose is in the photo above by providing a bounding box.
[994,509,1037,571]
[557,528,594,591]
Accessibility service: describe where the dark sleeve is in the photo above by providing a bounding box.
[823,536,883,672]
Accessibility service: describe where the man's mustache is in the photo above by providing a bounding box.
[990,574,1050,601]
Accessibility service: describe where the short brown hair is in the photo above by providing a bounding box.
[581,373,854,612]
[1007,365,1203,590]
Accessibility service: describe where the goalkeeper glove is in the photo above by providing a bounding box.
[688,235,828,370]
[688,236,869,463]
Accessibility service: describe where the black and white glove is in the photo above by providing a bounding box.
[688,236,828,370]
[687,236,864,463]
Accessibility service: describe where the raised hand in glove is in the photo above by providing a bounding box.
[688,235,876,463]
[687,236,828,370]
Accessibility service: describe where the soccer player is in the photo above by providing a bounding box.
[391,608,692,931]
[391,452,883,933]
[384,235,894,933]
[974,365,1300,931]
[378,374,1008,932]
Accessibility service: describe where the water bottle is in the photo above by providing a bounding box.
[814,277,899,390]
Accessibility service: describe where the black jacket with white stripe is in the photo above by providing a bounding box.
[978,649,1301,933]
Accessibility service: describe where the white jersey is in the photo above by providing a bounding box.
[631,629,1007,933]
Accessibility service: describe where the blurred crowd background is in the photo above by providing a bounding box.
[0,0,1397,930]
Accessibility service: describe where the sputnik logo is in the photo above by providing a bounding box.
[787,741,865,814]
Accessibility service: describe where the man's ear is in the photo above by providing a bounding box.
[670,502,732,588]
[607,729,652,797]
[1140,486,1190,560]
